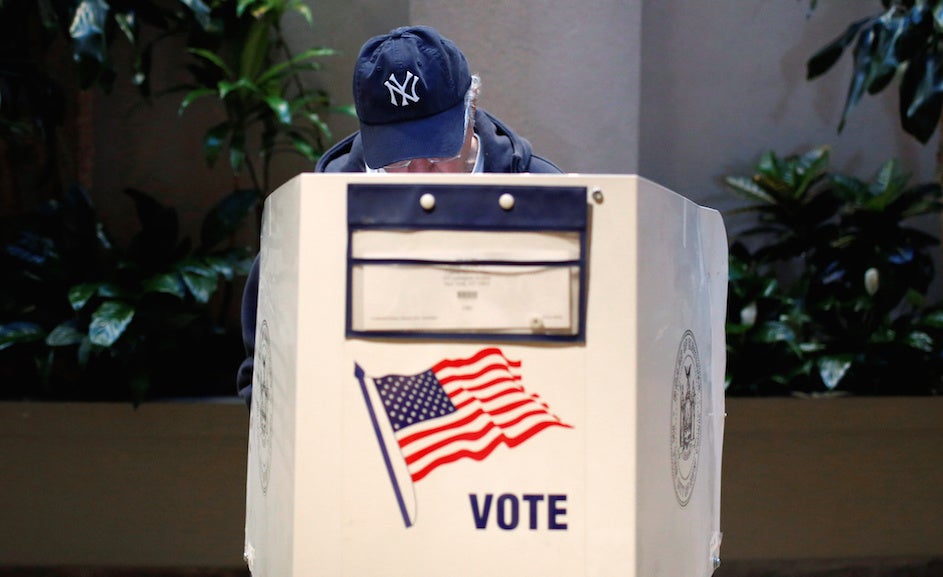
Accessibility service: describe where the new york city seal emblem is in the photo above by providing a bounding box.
[255,320,273,494]
[670,330,702,507]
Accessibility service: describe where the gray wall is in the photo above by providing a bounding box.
[638,1,937,212]
[411,0,643,175]
[91,1,938,243]
[322,0,939,212]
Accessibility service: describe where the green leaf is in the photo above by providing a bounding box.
[97,282,130,299]
[200,189,258,250]
[68,282,100,311]
[920,309,943,328]
[333,103,357,118]
[143,272,187,298]
[289,131,318,162]
[755,320,796,343]
[202,252,243,280]
[303,111,331,139]
[178,88,216,115]
[906,330,934,352]
[236,0,257,17]
[229,129,246,171]
[900,49,943,143]
[46,322,85,347]
[831,173,870,202]
[69,0,109,64]
[807,16,875,80]
[264,95,292,124]
[180,266,218,303]
[114,10,137,44]
[203,122,230,167]
[292,46,337,60]
[254,63,291,88]
[0,322,45,350]
[78,336,93,365]
[865,12,908,95]
[840,23,881,132]
[254,48,334,86]
[290,0,314,25]
[725,176,777,205]
[240,18,271,81]
[178,0,212,29]
[760,277,781,298]
[188,48,233,78]
[218,78,257,99]
[89,300,136,347]
[798,341,825,354]
[897,182,943,218]
[230,146,246,172]
[818,355,853,390]
[792,145,831,196]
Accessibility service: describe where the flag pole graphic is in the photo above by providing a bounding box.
[354,363,417,527]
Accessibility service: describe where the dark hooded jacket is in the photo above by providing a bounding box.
[236,109,562,404]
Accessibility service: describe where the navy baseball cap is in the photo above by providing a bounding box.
[353,26,472,169]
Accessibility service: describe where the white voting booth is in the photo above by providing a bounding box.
[244,173,727,577]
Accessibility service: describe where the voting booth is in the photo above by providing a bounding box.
[243,173,727,577]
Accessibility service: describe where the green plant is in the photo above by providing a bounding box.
[1,0,342,198]
[177,0,346,199]
[725,145,943,396]
[0,185,254,402]
[806,1,943,179]
[0,0,346,402]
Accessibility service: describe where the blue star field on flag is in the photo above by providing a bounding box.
[374,370,457,431]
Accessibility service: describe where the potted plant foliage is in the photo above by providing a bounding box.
[0,0,347,403]
[724,145,943,396]
[805,0,943,177]
[725,1,943,397]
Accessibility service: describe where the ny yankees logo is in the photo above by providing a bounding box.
[385,71,421,106]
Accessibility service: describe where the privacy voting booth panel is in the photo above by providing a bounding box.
[244,173,727,577]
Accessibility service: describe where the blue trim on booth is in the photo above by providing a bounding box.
[345,183,589,343]
[347,184,587,230]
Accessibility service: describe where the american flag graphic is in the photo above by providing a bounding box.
[354,347,572,525]
[374,347,572,482]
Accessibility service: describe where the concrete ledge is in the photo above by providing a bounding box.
[0,402,250,568]
[721,397,943,560]
[0,558,940,577]
[715,557,943,577]
[2,398,941,568]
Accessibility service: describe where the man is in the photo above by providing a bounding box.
[237,25,561,404]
